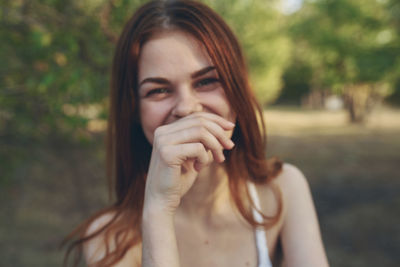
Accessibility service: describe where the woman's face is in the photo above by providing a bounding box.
[138,30,236,144]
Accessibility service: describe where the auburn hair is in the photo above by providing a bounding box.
[63,0,282,266]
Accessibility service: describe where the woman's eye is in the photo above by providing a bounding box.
[194,78,219,90]
[146,88,170,97]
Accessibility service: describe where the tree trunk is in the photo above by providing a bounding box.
[344,84,378,124]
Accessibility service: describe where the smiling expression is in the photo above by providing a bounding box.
[137,30,236,144]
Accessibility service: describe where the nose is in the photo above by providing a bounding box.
[171,86,202,118]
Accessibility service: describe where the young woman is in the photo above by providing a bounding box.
[64,1,329,266]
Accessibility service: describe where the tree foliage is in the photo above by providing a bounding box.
[286,0,399,122]
[0,0,291,184]
[0,0,289,144]
[205,0,291,105]
[2,0,400,183]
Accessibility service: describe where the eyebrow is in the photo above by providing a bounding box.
[139,66,216,87]
[191,66,216,79]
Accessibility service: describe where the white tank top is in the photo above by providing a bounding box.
[248,182,273,267]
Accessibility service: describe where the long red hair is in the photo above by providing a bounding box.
[63,1,282,266]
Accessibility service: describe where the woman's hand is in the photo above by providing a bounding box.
[143,112,235,214]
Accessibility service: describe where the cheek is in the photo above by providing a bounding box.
[140,102,169,144]
[201,89,236,123]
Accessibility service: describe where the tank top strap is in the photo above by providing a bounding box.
[247,182,273,267]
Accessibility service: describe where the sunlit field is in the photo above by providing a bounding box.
[1,105,399,266]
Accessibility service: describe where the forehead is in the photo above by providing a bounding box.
[138,30,213,81]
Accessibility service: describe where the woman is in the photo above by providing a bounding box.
[64,1,329,266]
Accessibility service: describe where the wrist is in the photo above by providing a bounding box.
[142,200,176,223]
[141,200,180,267]
[143,190,180,215]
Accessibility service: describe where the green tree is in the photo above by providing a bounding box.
[0,0,290,184]
[205,0,291,105]
[0,0,146,184]
[287,0,398,122]
[385,0,400,105]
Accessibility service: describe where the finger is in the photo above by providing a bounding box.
[194,150,213,172]
[163,143,211,169]
[195,119,235,149]
[157,115,235,150]
[183,112,236,130]
[158,112,235,136]
[161,126,226,162]
[175,117,235,150]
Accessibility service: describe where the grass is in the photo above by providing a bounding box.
[265,105,400,267]
[1,105,399,266]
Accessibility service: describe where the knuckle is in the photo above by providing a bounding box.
[154,127,163,138]
[158,145,170,159]
[195,126,208,137]
[195,116,206,125]
[157,135,167,145]
[195,143,205,153]
[154,126,170,144]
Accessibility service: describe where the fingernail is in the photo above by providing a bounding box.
[228,121,235,127]
[229,140,235,148]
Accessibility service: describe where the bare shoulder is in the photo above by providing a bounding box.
[274,162,311,200]
[84,212,142,267]
[273,162,316,230]
[85,212,116,238]
[256,163,310,213]
[83,212,116,265]
[272,163,330,266]
[275,163,308,187]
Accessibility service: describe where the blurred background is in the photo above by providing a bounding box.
[1,0,399,266]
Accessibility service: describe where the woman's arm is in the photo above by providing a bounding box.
[141,202,180,267]
[83,113,234,266]
[278,163,329,267]
[141,112,235,267]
